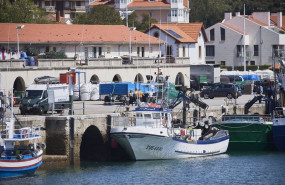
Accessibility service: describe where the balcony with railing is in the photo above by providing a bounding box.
[71,6,86,12]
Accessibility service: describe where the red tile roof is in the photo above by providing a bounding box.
[128,0,170,8]
[0,23,163,44]
[89,0,114,6]
[271,15,285,30]
[151,23,206,43]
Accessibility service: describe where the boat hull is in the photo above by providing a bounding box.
[111,133,229,160]
[213,123,275,151]
[0,152,43,178]
[273,124,285,150]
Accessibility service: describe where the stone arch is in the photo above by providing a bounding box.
[80,125,106,161]
[134,73,144,83]
[175,72,185,87]
[90,75,100,84]
[13,77,25,104]
[13,77,25,91]
[112,74,122,83]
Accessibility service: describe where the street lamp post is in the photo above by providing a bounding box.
[129,27,136,64]
[16,25,24,58]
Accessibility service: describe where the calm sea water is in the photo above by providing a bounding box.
[2,151,285,185]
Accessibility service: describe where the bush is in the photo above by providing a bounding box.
[38,51,67,59]
[234,65,271,71]
[26,47,39,56]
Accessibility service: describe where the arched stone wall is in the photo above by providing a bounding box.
[13,76,26,91]
[90,74,100,84]
[112,74,122,82]
[175,72,185,87]
[134,73,144,83]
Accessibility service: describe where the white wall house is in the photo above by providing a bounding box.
[0,23,163,60]
[89,0,190,23]
[147,23,208,64]
[205,11,285,68]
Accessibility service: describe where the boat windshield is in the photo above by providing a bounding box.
[25,90,43,98]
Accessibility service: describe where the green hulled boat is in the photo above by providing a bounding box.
[212,115,276,151]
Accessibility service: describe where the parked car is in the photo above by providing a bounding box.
[200,83,242,99]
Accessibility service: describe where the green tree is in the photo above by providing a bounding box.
[137,14,158,32]
[73,5,123,25]
[0,0,49,23]
[189,0,285,28]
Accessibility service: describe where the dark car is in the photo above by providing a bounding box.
[200,83,242,99]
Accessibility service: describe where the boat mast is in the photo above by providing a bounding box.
[243,4,246,71]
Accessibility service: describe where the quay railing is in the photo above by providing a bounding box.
[0,57,191,69]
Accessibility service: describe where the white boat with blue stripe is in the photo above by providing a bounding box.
[111,107,229,160]
[0,92,45,178]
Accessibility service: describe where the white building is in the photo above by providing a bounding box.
[147,23,208,64]
[89,0,190,23]
[0,23,163,60]
[205,11,285,68]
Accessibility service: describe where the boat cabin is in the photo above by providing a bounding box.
[134,107,172,128]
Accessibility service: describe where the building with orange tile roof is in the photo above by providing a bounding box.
[205,11,285,68]
[0,23,164,60]
[147,23,207,64]
[89,0,190,24]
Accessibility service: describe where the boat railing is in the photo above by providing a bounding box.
[0,124,41,139]
[222,115,272,122]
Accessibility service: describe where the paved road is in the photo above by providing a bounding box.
[12,94,258,116]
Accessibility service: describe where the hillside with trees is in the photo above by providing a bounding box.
[189,0,285,28]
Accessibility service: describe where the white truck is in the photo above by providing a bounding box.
[19,84,70,115]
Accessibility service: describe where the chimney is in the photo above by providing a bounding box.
[56,10,60,22]
[277,12,282,28]
[235,12,240,16]
[252,12,270,26]
[224,11,232,21]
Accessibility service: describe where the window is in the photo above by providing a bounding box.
[250,61,255,65]
[220,27,225,41]
[137,47,140,57]
[182,46,185,57]
[45,46,49,52]
[136,113,143,119]
[254,45,259,56]
[206,46,215,56]
[107,47,111,54]
[153,32,159,38]
[142,47,145,57]
[152,113,161,119]
[206,61,215,64]
[144,114,152,119]
[53,47,56,52]
[199,46,201,58]
[210,29,215,41]
[237,45,244,57]
[149,12,152,17]
[221,61,226,65]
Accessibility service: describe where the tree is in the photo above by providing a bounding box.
[0,0,49,23]
[137,14,158,32]
[189,0,285,28]
[73,5,123,25]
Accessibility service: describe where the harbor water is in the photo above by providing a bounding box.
[1,151,285,185]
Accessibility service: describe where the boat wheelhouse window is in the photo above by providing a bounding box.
[136,113,143,119]
[144,114,152,119]
[152,113,161,119]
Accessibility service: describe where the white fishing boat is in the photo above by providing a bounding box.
[111,106,229,160]
[0,91,45,178]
